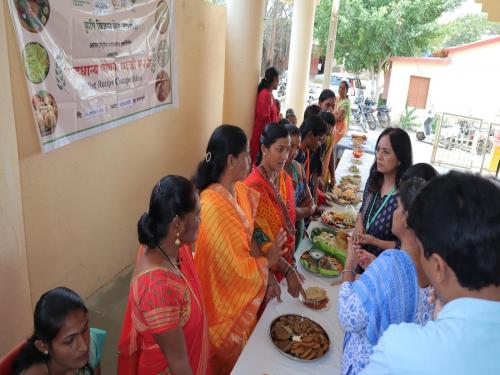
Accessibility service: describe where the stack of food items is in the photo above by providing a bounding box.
[303,287,329,310]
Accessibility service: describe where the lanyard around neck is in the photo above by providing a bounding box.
[366,186,396,231]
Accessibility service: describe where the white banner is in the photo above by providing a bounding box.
[8,0,177,152]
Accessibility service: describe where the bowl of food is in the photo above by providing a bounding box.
[352,149,364,158]
[269,314,330,361]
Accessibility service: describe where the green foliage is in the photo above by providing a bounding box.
[437,14,500,48]
[399,106,418,131]
[314,0,333,54]
[314,0,463,74]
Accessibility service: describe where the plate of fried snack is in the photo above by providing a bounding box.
[269,314,330,361]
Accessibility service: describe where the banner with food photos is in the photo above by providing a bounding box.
[8,0,177,152]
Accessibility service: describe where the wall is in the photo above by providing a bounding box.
[445,42,500,122]
[387,41,500,122]
[387,60,449,122]
[4,0,226,314]
[0,2,33,354]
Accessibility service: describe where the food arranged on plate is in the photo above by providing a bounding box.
[348,164,360,173]
[351,134,367,148]
[351,157,363,165]
[311,227,349,252]
[270,314,330,361]
[330,185,361,205]
[302,287,329,310]
[339,175,362,191]
[321,211,356,230]
[300,248,345,277]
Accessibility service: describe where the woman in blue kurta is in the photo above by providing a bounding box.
[338,178,434,375]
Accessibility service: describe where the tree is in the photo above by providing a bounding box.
[314,0,463,98]
[437,13,500,48]
[261,0,294,73]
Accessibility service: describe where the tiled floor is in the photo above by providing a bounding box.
[86,266,132,374]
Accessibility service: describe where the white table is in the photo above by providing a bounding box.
[231,150,375,375]
[231,238,343,375]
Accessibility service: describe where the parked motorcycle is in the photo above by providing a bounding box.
[351,96,369,133]
[363,98,378,130]
[376,105,391,128]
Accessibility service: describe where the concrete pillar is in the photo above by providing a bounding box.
[223,0,266,135]
[285,0,317,124]
[0,2,33,354]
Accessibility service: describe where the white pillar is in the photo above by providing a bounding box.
[286,0,317,124]
[223,0,266,135]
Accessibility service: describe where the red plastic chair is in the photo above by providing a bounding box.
[0,342,24,375]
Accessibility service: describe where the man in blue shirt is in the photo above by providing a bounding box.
[360,172,500,375]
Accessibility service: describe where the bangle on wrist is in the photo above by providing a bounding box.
[284,265,293,278]
[341,269,355,277]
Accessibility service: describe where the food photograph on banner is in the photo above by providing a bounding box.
[8,0,177,152]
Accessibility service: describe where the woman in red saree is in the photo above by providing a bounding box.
[245,122,305,298]
[249,67,280,162]
[118,176,212,375]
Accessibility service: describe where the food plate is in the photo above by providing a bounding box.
[300,249,345,277]
[269,314,330,361]
[349,164,360,174]
[339,175,362,187]
[351,158,363,165]
[311,227,349,253]
[321,211,356,230]
[299,286,330,311]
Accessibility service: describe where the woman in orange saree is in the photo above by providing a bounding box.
[118,176,212,375]
[245,123,305,297]
[192,125,284,375]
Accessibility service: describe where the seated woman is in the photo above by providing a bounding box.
[353,127,413,256]
[284,123,315,246]
[338,178,434,375]
[192,125,284,375]
[245,122,305,298]
[118,176,212,375]
[12,287,106,375]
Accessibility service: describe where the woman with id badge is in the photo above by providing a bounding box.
[352,128,412,257]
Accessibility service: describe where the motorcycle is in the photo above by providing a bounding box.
[351,96,369,133]
[376,104,391,128]
[363,97,378,130]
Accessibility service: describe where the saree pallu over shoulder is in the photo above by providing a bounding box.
[244,167,296,270]
[118,245,212,375]
[194,182,267,375]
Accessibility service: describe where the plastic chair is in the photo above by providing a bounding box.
[0,342,24,375]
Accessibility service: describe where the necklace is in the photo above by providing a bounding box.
[157,246,180,269]
[157,246,202,311]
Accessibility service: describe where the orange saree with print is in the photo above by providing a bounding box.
[194,182,268,375]
[244,166,296,280]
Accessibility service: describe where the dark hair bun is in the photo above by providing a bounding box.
[137,212,157,248]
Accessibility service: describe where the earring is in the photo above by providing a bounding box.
[175,231,181,246]
[44,350,48,355]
